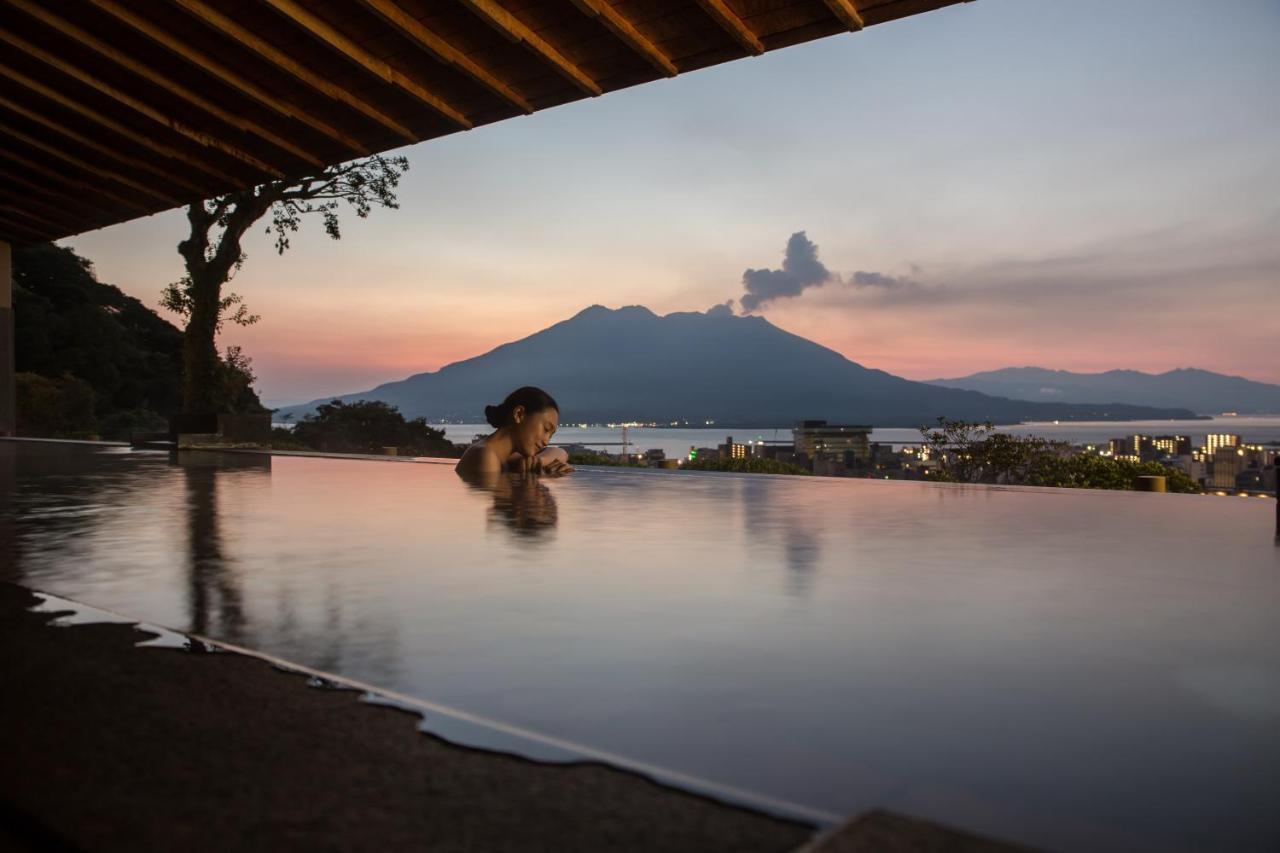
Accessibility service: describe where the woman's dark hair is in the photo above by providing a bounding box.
[484,386,559,429]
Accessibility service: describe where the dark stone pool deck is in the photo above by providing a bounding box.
[0,582,1028,852]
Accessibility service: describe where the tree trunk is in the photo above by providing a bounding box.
[182,267,222,420]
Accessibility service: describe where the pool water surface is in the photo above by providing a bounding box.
[3,441,1278,851]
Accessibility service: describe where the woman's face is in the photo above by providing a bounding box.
[510,405,559,457]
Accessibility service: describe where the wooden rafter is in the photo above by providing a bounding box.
[262,0,472,129]
[5,0,323,168]
[0,168,113,220]
[0,123,183,205]
[0,213,48,241]
[169,0,416,144]
[695,0,764,55]
[0,90,211,195]
[569,0,678,77]
[0,203,72,235]
[0,149,149,213]
[0,30,284,178]
[84,0,367,154]
[0,191,83,229]
[457,0,602,96]
[356,0,533,113]
[0,57,245,183]
[1,195,90,231]
[822,0,865,31]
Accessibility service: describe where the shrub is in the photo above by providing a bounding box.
[683,457,811,476]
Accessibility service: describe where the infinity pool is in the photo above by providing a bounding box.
[3,441,1278,851]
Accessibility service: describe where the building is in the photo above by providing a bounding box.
[1153,435,1191,456]
[793,421,871,462]
[717,436,751,460]
[1206,434,1241,454]
[1125,435,1155,458]
[1210,446,1255,490]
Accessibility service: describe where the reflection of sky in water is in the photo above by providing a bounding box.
[3,442,1279,852]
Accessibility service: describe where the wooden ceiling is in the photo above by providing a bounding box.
[0,0,970,245]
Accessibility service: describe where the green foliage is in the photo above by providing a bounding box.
[215,346,268,415]
[15,372,97,438]
[160,274,259,332]
[13,243,189,438]
[1023,455,1200,493]
[683,457,812,476]
[918,417,1201,493]
[291,400,460,457]
[268,426,308,451]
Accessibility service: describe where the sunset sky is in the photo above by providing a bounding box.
[58,0,1280,407]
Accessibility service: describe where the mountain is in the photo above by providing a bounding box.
[278,306,1198,427]
[928,367,1280,416]
[14,243,185,436]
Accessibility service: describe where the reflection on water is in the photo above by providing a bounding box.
[177,452,265,643]
[459,469,560,540]
[3,441,1280,853]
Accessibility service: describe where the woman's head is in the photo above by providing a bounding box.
[484,386,560,457]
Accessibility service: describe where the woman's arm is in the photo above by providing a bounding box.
[506,446,573,475]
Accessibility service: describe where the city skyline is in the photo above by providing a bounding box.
[56,0,1280,406]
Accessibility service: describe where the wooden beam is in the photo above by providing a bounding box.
[822,0,865,31]
[0,193,82,231]
[0,30,285,178]
[262,0,472,129]
[457,0,603,96]
[695,0,764,55]
[0,72,225,192]
[85,0,367,154]
[5,0,324,168]
[0,203,70,235]
[0,196,89,234]
[356,0,533,113]
[569,0,678,77]
[0,91,209,196]
[0,169,115,222]
[0,149,150,213]
[0,213,49,242]
[0,123,183,206]
[169,0,416,144]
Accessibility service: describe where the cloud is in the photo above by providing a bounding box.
[705,300,736,317]
[849,270,916,290]
[739,231,833,312]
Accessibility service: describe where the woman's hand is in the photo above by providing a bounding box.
[535,457,574,476]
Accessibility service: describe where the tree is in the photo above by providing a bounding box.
[683,457,811,475]
[917,417,1200,493]
[291,399,458,457]
[15,372,97,438]
[13,243,185,437]
[161,155,409,419]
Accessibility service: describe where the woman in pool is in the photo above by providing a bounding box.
[455,386,573,478]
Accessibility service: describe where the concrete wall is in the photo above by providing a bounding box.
[0,241,12,436]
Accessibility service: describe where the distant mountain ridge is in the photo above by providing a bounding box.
[278,306,1198,427]
[928,367,1280,415]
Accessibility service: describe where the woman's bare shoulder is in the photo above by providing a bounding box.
[455,442,501,475]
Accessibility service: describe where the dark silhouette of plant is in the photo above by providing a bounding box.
[918,417,1200,492]
[163,155,408,418]
[291,399,457,457]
